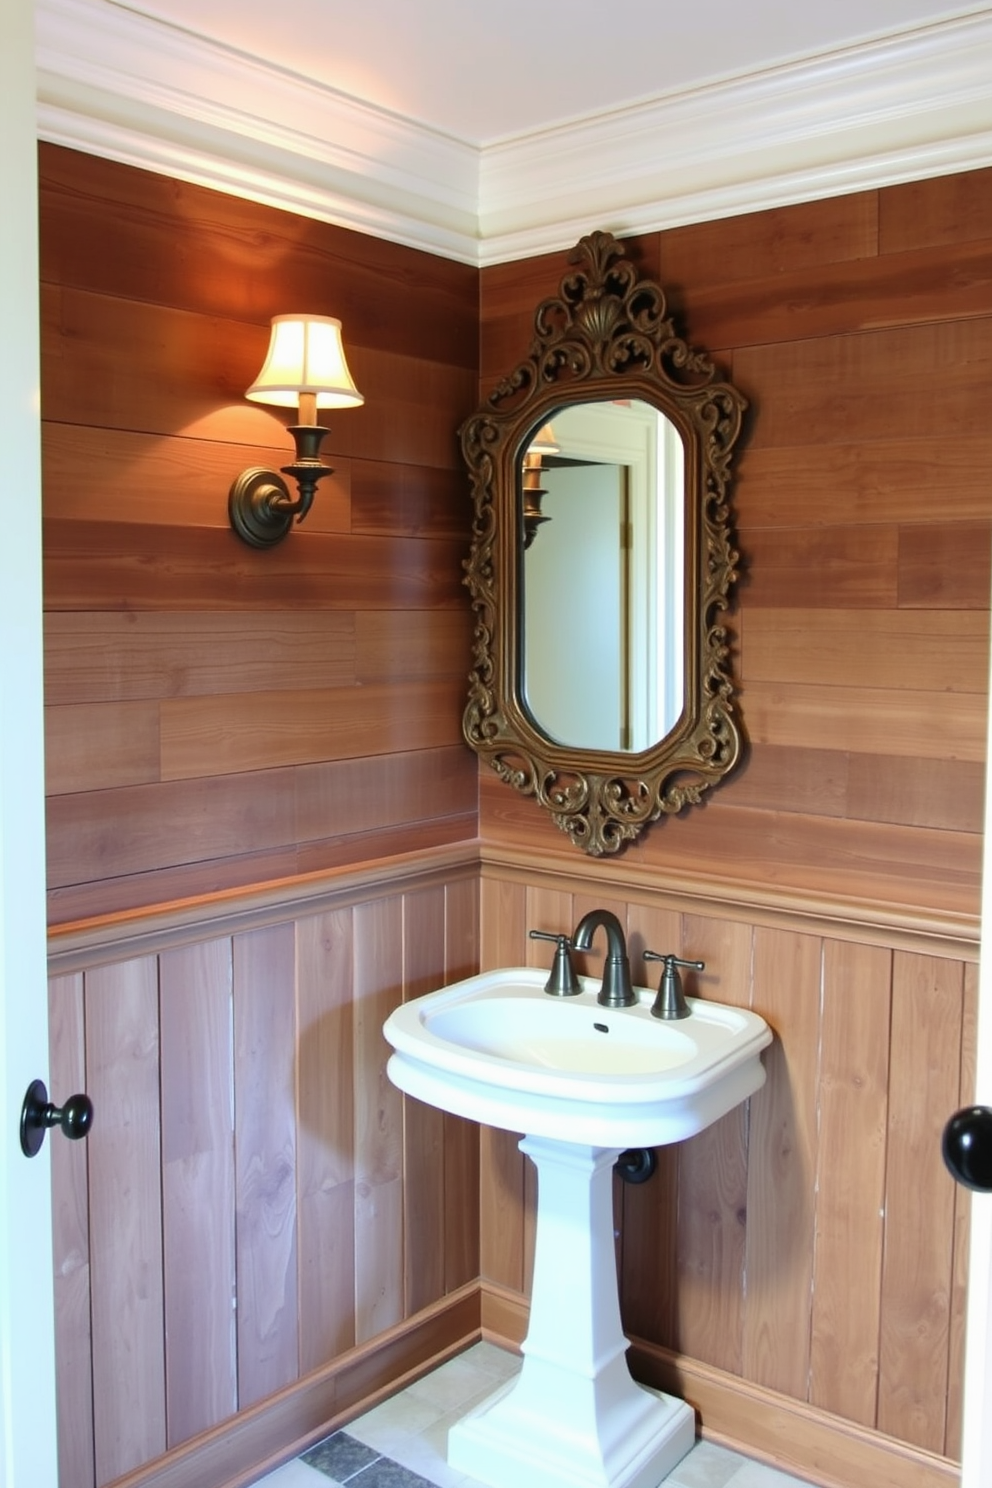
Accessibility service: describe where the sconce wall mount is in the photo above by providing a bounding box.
[229,314,363,549]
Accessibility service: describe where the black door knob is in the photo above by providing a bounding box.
[942,1105,992,1192]
[20,1079,94,1158]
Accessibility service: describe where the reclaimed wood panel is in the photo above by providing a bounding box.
[48,972,94,1488]
[296,908,357,1371]
[353,897,405,1342]
[234,924,300,1408]
[740,680,987,762]
[443,877,481,1294]
[672,917,752,1374]
[877,953,962,1452]
[479,775,982,924]
[45,610,357,704]
[46,701,159,794]
[879,166,992,252]
[38,145,479,369]
[403,885,448,1316]
[809,941,892,1427]
[159,939,237,1443]
[741,609,989,692]
[736,436,992,530]
[86,956,166,1483]
[743,928,821,1399]
[44,520,468,615]
[159,678,464,780]
[479,877,528,1292]
[41,422,352,531]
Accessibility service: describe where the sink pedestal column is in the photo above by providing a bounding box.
[449,1136,694,1488]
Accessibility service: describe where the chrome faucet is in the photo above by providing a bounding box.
[571,909,636,1007]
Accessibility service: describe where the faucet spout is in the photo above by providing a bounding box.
[571,909,636,1008]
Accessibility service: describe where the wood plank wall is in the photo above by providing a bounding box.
[478,176,991,917]
[49,869,480,1488]
[38,143,480,924]
[475,172,992,1475]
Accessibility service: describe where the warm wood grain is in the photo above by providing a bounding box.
[402,885,448,1316]
[741,609,988,692]
[443,877,481,1293]
[86,957,167,1483]
[740,679,987,762]
[353,898,405,1342]
[946,961,978,1459]
[160,678,464,780]
[743,928,821,1398]
[46,700,159,794]
[45,610,357,704]
[736,436,992,530]
[233,923,300,1407]
[809,941,892,1426]
[877,953,962,1451]
[48,972,95,1488]
[879,166,992,252]
[39,144,479,369]
[159,939,237,1445]
[736,319,992,452]
[41,422,352,531]
[296,907,357,1370]
[672,917,752,1374]
[44,520,468,614]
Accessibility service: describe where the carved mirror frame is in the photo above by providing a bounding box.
[461,230,747,856]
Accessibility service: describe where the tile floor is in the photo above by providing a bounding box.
[256,1343,815,1488]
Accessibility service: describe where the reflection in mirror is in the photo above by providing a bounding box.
[460,229,746,856]
[520,400,684,753]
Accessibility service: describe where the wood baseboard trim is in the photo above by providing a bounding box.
[478,1284,958,1488]
[479,847,979,960]
[49,840,480,973]
[106,1284,481,1488]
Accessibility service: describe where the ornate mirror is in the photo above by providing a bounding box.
[461,230,747,856]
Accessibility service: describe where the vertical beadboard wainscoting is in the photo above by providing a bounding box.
[46,848,482,1488]
[476,856,977,1488]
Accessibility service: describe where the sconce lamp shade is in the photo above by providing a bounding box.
[246,314,364,411]
[528,422,559,457]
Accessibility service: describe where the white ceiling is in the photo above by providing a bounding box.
[35,0,992,262]
[105,0,985,143]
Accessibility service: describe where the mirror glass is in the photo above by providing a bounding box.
[459,229,746,856]
[519,400,685,753]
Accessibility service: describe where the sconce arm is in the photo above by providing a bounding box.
[229,424,334,549]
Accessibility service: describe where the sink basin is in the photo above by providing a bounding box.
[384,967,771,1147]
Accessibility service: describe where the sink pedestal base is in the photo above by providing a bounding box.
[449,1137,694,1488]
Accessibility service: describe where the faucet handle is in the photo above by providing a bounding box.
[529,930,582,997]
[643,951,705,1020]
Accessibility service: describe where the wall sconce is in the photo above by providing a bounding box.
[229,314,364,548]
[521,423,559,548]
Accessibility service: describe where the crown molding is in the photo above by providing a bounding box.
[35,0,481,262]
[35,0,992,266]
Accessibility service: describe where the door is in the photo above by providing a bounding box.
[0,0,60,1482]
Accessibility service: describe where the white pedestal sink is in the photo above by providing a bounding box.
[383,968,771,1488]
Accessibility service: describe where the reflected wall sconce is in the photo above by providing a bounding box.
[521,423,559,548]
[229,314,364,548]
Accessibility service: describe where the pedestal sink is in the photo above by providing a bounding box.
[383,968,771,1488]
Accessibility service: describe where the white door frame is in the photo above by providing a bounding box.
[0,0,60,1482]
[959,625,992,1486]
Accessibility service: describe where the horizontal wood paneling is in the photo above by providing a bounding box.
[38,145,479,370]
[39,144,478,922]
